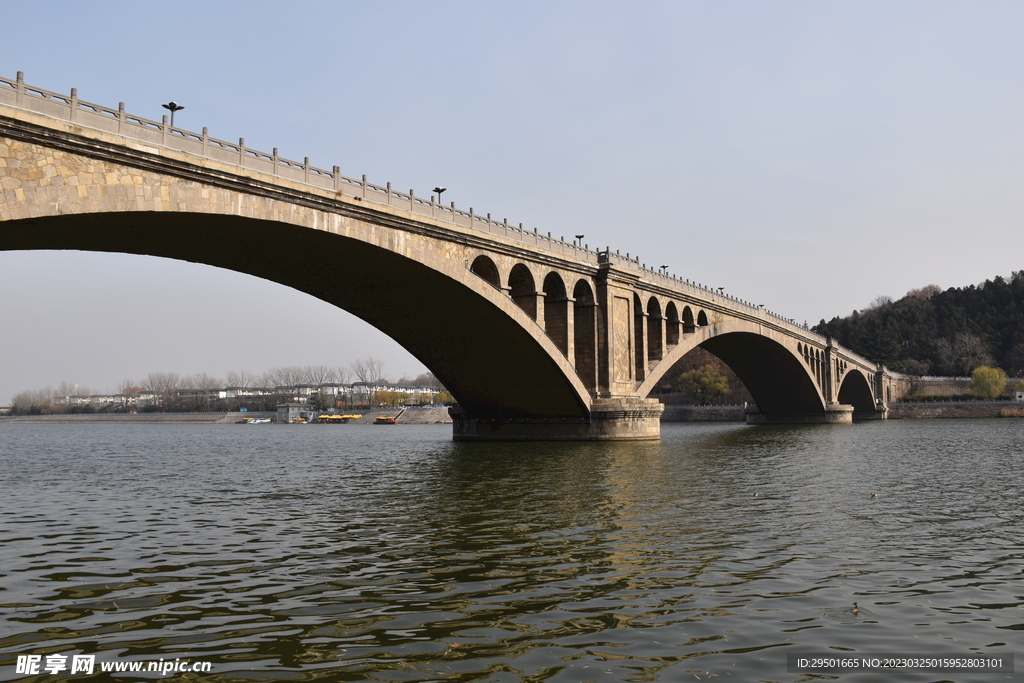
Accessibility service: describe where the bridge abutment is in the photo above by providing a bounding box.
[449,398,664,441]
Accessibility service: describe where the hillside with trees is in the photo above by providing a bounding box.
[813,272,1024,377]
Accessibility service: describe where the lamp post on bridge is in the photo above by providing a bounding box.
[433,187,446,203]
[574,234,584,247]
[161,101,184,127]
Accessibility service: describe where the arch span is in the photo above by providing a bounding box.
[1,210,591,420]
[837,370,877,419]
[700,333,823,416]
[637,323,825,419]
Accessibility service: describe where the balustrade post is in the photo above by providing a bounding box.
[118,103,126,134]
[69,88,78,123]
[15,71,24,107]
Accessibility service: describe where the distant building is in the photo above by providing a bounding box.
[350,382,437,406]
[276,403,311,423]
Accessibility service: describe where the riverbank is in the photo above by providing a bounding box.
[0,412,258,424]
[4,403,1021,424]
[0,407,454,424]
[887,401,1024,419]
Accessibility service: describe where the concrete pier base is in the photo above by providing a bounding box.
[745,403,855,425]
[450,398,664,441]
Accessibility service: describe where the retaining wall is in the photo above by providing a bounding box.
[887,402,1022,419]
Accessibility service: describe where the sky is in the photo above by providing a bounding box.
[1,1,1022,403]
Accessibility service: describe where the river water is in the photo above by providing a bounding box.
[0,420,1021,682]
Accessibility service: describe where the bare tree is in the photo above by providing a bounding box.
[267,366,308,388]
[305,365,335,387]
[55,381,89,401]
[143,372,182,408]
[351,357,386,384]
[225,370,254,389]
[936,333,994,375]
[182,373,221,410]
[412,372,441,389]
[900,359,931,395]
[868,295,894,310]
[351,357,386,406]
[907,284,941,299]
[116,378,139,396]
[11,388,51,414]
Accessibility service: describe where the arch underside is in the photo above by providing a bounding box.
[700,333,824,417]
[641,329,826,417]
[0,211,589,419]
[838,370,876,417]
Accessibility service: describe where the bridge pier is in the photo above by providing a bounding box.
[744,403,855,425]
[449,398,664,441]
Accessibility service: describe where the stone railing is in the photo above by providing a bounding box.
[1,71,835,346]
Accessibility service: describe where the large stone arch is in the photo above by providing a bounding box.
[837,369,876,419]
[636,320,825,418]
[0,132,593,419]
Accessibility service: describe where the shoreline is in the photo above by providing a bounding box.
[0,407,454,424]
[2,401,1022,424]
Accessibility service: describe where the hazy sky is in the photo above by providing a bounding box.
[2,1,1021,403]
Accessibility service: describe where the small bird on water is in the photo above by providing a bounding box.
[850,602,860,614]
[871,493,878,498]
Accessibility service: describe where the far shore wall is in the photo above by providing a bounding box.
[887,401,1024,419]
[909,376,1023,396]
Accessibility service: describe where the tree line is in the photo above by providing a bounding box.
[8,359,451,415]
[812,272,1024,379]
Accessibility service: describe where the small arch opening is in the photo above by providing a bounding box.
[508,264,537,320]
[634,292,646,380]
[543,272,569,356]
[682,306,696,333]
[470,255,500,289]
[665,302,680,347]
[647,296,663,364]
[573,279,597,392]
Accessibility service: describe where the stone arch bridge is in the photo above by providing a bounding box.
[0,73,901,440]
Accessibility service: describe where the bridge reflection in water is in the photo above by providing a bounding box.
[0,72,904,439]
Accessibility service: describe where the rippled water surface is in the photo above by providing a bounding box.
[1,420,1022,682]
